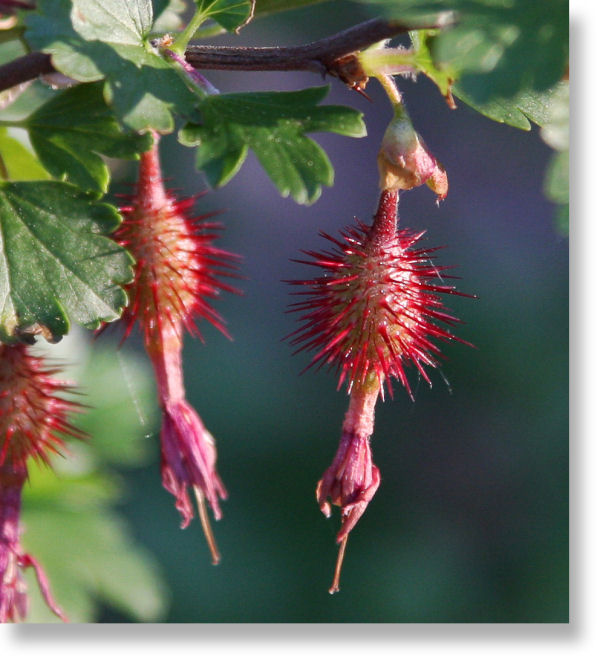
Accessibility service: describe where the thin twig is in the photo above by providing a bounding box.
[0,15,453,95]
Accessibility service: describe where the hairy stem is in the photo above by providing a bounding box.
[375,73,403,106]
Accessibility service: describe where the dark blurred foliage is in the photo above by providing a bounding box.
[101,1,568,623]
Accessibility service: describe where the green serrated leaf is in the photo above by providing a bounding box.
[23,505,167,623]
[26,0,104,82]
[453,81,569,132]
[25,82,152,193]
[0,181,132,342]
[194,0,254,32]
[357,0,568,103]
[25,0,199,132]
[406,18,569,131]
[452,82,562,130]
[179,86,366,205]
[20,333,164,622]
[453,85,531,129]
[200,142,249,189]
[71,0,153,45]
[102,49,201,133]
[437,1,568,103]
[191,0,332,39]
[410,29,455,103]
[0,128,51,181]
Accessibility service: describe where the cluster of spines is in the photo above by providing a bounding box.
[287,220,468,400]
[115,193,239,347]
[0,343,84,468]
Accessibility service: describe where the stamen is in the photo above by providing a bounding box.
[194,486,221,566]
[328,534,349,594]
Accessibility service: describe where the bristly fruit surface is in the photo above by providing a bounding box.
[288,190,468,400]
[115,143,238,350]
[0,343,84,467]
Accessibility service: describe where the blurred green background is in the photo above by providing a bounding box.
[23,1,568,623]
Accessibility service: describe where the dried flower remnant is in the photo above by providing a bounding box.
[378,101,448,202]
[115,135,238,564]
[288,190,468,591]
[0,343,83,622]
[315,382,380,593]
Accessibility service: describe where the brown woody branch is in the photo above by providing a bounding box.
[0,16,453,95]
[0,51,53,93]
[185,17,448,74]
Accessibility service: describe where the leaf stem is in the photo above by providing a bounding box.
[171,7,210,55]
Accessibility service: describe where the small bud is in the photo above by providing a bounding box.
[378,103,448,201]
